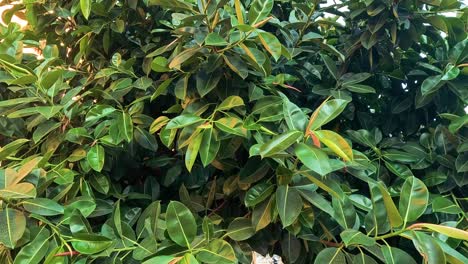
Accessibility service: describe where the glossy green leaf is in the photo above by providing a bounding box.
[377,183,403,228]
[276,185,302,227]
[71,234,113,254]
[314,248,346,264]
[455,152,468,172]
[142,255,177,264]
[320,54,338,80]
[344,84,376,93]
[259,130,302,158]
[280,93,308,131]
[197,239,237,264]
[248,0,273,25]
[215,116,247,137]
[381,246,417,264]
[308,99,348,131]
[412,223,468,240]
[13,228,50,264]
[85,105,116,123]
[223,54,248,79]
[166,201,196,247]
[166,114,203,129]
[252,196,274,231]
[295,143,332,176]
[411,231,446,264]
[0,97,40,107]
[169,47,202,69]
[217,96,244,111]
[245,182,274,207]
[151,56,169,72]
[135,127,158,151]
[257,31,282,61]
[87,145,105,172]
[120,112,133,142]
[398,176,429,225]
[226,217,255,241]
[421,75,443,95]
[0,183,36,199]
[80,0,91,19]
[432,197,462,214]
[332,196,357,229]
[0,208,26,249]
[23,198,64,216]
[185,131,203,172]
[199,128,219,166]
[314,130,353,161]
[147,0,193,11]
[205,33,228,46]
[340,229,375,247]
[384,161,414,179]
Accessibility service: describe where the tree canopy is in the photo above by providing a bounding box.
[0,0,467,263]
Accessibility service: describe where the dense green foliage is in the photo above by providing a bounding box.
[0,0,467,263]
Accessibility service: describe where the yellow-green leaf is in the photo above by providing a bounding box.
[314,130,353,161]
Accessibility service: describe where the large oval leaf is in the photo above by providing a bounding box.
[314,248,346,264]
[87,145,105,172]
[23,198,64,216]
[226,217,255,241]
[197,239,237,264]
[398,176,429,225]
[276,185,302,227]
[165,201,196,247]
[0,208,26,249]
